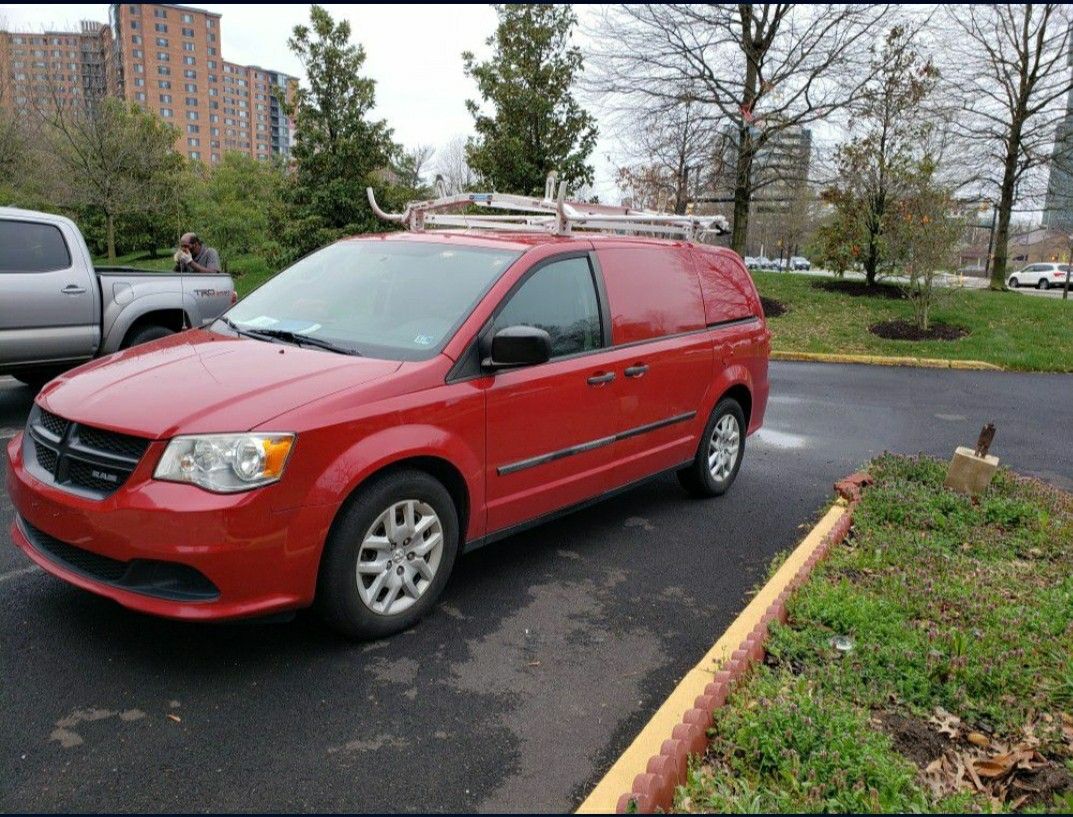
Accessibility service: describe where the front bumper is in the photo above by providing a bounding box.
[6,432,334,621]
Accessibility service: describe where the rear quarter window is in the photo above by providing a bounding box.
[691,247,759,325]
[597,246,705,344]
[0,219,72,273]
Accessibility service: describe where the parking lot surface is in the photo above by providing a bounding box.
[1,362,1070,812]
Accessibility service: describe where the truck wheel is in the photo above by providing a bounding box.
[317,469,459,640]
[12,370,57,390]
[122,325,173,349]
[677,398,746,498]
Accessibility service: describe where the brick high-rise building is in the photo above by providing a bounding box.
[1,3,296,164]
[0,21,114,113]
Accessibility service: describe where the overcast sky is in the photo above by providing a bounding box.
[0,3,625,200]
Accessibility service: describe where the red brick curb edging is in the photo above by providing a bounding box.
[615,473,872,814]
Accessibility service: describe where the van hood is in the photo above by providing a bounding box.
[38,329,402,438]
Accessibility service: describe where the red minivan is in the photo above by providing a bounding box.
[7,231,769,638]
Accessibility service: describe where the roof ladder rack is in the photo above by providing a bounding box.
[366,172,729,240]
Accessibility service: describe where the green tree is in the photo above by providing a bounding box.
[186,153,286,266]
[463,4,598,196]
[281,4,397,260]
[38,98,181,260]
[823,27,939,287]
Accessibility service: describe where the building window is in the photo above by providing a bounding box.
[135,91,146,101]
[130,20,139,30]
[128,4,139,13]
[154,8,166,18]
[156,37,167,47]
[159,93,171,103]
[207,47,217,56]
[157,52,169,61]
[158,80,171,88]
[186,110,198,120]
[206,19,215,28]
[155,23,167,33]
[183,42,194,52]
[182,27,194,37]
[184,69,196,78]
[185,97,197,106]
[187,124,199,133]
[132,48,142,58]
[188,137,200,147]
[161,108,172,117]
[185,83,196,93]
[182,13,193,23]
[207,60,216,69]
[157,65,170,75]
[184,56,195,65]
[133,63,144,74]
[134,77,145,87]
[132,35,142,44]
[190,151,200,160]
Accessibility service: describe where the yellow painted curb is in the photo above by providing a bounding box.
[576,501,849,814]
[771,350,1003,371]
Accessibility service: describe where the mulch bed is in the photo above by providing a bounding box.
[869,319,968,341]
[759,296,787,318]
[812,279,906,299]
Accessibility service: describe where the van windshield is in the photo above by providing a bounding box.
[222,240,519,360]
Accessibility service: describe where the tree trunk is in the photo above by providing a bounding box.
[991,125,1022,289]
[731,130,753,255]
[106,213,116,262]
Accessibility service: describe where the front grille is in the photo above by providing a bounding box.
[18,516,220,602]
[24,405,150,499]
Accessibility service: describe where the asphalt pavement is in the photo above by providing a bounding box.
[1,362,1070,812]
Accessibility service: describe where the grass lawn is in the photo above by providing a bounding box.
[94,249,275,298]
[676,454,1073,813]
[754,271,1073,372]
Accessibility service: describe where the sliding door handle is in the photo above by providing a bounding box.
[624,364,649,378]
[586,372,615,386]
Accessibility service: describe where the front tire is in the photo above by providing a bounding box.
[317,469,459,639]
[677,397,746,498]
[1008,277,1018,289]
[1038,278,1050,290]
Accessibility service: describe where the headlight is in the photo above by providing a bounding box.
[154,433,295,493]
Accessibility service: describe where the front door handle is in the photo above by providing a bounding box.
[587,371,615,386]
[61,284,86,295]
[624,363,649,378]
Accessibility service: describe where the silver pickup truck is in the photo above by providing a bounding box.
[0,207,236,388]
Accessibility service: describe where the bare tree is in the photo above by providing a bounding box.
[435,134,476,193]
[589,3,890,253]
[614,101,715,213]
[944,4,1073,288]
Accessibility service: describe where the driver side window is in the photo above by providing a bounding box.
[494,256,603,358]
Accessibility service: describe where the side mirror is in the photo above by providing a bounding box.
[486,325,552,369]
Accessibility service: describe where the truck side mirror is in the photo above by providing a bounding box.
[485,325,552,369]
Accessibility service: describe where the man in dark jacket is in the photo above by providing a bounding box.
[173,232,221,273]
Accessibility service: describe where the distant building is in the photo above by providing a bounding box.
[960,224,1070,274]
[1042,45,1073,230]
[0,3,297,164]
[0,21,114,113]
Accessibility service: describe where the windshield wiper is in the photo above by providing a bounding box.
[238,326,362,356]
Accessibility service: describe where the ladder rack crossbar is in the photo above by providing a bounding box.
[367,172,729,240]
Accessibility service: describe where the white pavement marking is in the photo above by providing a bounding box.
[0,565,41,583]
[752,427,808,449]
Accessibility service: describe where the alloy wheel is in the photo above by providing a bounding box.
[355,499,443,616]
[708,414,741,482]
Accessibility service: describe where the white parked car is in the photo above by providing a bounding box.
[1007,263,1071,290]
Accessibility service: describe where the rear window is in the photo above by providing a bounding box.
[0,219,72,273]
[692,248,757,325]
[597,247,705,344]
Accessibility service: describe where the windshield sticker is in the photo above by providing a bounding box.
[413,334,434,346]
[243,315,278,328]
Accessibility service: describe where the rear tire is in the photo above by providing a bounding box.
[677,397,746,498]
[11,369,58,390]
[317,469,459,640]
[122,324,173,349]
[1038,278,1050,290]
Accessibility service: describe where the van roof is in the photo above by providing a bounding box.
[343,229,737,254]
